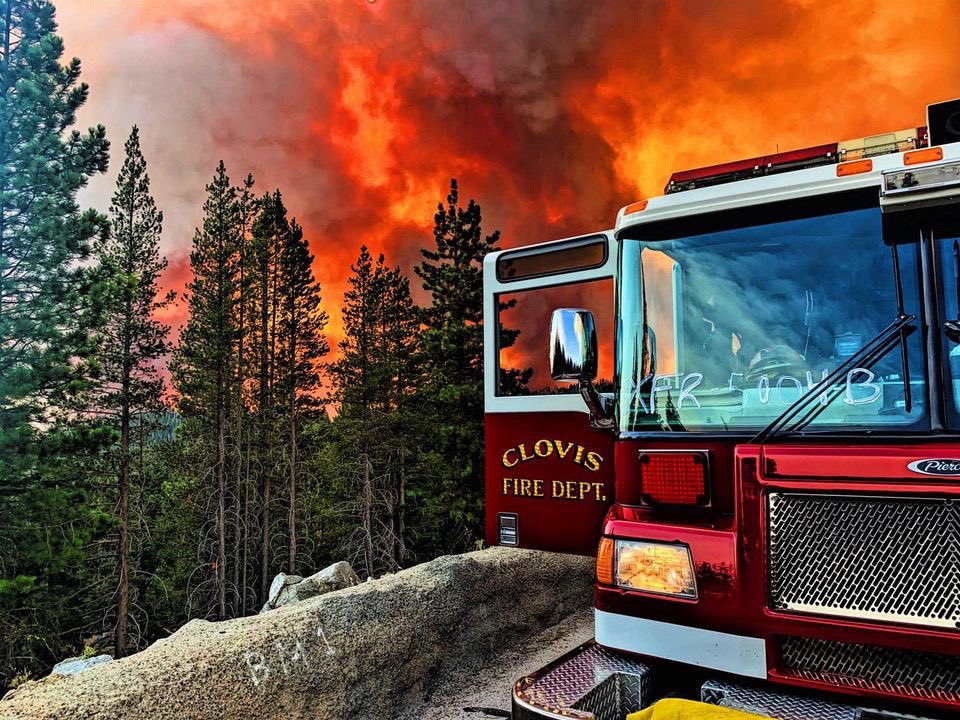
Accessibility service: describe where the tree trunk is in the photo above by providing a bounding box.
[222,350,235,619]
[115,394,130,658]
[396,449,406,569]
[115,188,137,658]
[241,442,250,615]
[287,403,297,573]
[216,366,228,620]
[232,213,247,615]
[362,453,373,578]
[257,240,271,604]
[287,305,298,573]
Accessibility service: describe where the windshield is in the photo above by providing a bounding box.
[617,198,928,433]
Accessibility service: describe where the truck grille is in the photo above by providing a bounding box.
[768,493,960,629]
[779,636,960,704]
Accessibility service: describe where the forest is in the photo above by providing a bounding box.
[0,0,528,688]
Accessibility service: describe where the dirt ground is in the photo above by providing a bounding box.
[401,607,595,720]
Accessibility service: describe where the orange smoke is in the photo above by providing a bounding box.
[59,0,960,360]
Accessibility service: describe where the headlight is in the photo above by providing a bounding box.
[614,539,697,599]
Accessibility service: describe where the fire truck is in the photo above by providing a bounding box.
[483,98,960,719]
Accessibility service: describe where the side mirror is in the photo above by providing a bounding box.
[550,309,598,382]
[549,309,612,430]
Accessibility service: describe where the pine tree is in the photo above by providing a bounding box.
[232,173,257,615]
[0,0,109,682]
[414,179,502,551]
[329,247,419,575]
[330,246,376,413]
[332,248,419,415]
[171,161,239,620]
[275,220,328,573]
[0,0,109,484]
[89,126,173,657]
[372,261,419,568]
[249,190,287,602]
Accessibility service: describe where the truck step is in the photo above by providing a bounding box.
[513,640,654,720]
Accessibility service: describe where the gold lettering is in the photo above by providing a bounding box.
[551,480,565,498]
[533,479,544,497]
[578,481,591,500]
[534,439,553,458]
[565,480,577,498]
[584,451,603,472]
[502,477,511,495]
[592,482,605,501]
[519,443,534,462]
[520,478,533,496]
[574,445,585,464]
[502,448,519,468]
[554,440,574,459]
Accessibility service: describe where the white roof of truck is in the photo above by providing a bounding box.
[615,141,960,233]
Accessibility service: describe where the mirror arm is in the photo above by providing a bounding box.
[946,319,960,343]
[579,379,614,430]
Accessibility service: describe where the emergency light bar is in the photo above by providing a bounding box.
[665,127,928,195]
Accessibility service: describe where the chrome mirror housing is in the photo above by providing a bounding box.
[549,308,598,382]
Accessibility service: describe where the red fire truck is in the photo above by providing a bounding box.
[483,98,960,719]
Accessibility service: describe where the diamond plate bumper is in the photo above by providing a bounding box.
[702,679,943,720]
[512,641,654,720]
[512,642,946,720]
[702,679,860,720]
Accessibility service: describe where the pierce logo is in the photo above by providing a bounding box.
[907,458,960,476]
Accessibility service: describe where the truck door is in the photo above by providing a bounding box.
[483,233,616,554]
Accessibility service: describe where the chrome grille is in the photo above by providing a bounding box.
[780,636,960,705]
[768,493,960,629]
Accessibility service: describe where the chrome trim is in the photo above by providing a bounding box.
[768,492,960,630]
[594,609,767,679]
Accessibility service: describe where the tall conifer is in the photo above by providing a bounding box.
[90,126,173,656]
[329,247,419,574]
[414,179,501,550]
[0,0,109,481]
[276,220,328,572]
[249,190,286,601]
[171,161,239,620]
[0,0,109,680]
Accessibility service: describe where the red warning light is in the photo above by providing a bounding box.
[639,451,709,506]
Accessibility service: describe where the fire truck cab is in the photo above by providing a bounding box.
[483,98,960,719]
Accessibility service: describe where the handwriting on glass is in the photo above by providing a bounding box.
[631,368,885,413]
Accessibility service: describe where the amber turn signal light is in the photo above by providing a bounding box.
[836,159,873,177]
[596,537,615,585]
[622,199,648,215]
[904,146,944,166]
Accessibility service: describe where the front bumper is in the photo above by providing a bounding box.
[594,609,767,679]
[512,640,945,720]
[512,641,653,720]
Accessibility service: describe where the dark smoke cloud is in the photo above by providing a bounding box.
[57,0,960,348]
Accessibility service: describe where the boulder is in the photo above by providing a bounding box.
[266,573,303,609]
[0,547,593,720]
[295,561,360,602]
[51,655,112,676]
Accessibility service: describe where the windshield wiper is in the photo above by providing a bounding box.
[753,243,917,444]
[751,313,916,443]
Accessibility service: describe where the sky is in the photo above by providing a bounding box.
[55,0,960,364]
